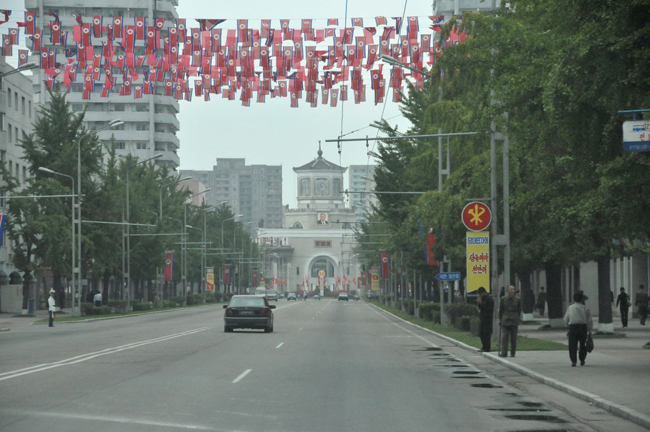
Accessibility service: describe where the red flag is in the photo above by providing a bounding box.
[380,252,390,279]
[164,251,174,281]
[252,270,258,287]
[427,228,439,266]
[18,49,28,66]
[92,15,102,38]
[352,17,363,27]
[25,11,35,35]
[113,16,123,38]
[224,264,231,285]
[135,17,145,40]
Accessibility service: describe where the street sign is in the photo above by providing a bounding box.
[623,120,650,152]
[462,202,492,232]
[435,272,461,281]
[466,232,490,293]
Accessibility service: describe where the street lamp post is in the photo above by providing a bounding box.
[159,176,192,221]
[182,189,211,304]
[125,153,163,311]
[73,119,123,317]
[186,225,203,299]
[37,167,75,312]
[221,214,243,248]
[233,221,253,294]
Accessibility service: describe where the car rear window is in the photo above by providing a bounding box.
[229,297,265,307]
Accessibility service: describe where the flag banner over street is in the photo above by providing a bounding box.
[0,12,467,106]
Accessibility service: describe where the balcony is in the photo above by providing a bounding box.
[84,111,151,124]
[154,132,180,147]
[154,113,180,130]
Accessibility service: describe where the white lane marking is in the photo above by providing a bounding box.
[298,327,303,331]
[232,369,252,383]
[384,335,412,338]
[366,305,440,348]
[0,327,210,381]
[3,409,231,431]
[275,342,284,349]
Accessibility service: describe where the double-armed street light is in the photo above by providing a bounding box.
[221,214,243,248]
[182,189,211,301]
[159,176,192,220]
[125,153,163,311]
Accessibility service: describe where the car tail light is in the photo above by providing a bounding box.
[260,308,268,316]
[225,308,234,317]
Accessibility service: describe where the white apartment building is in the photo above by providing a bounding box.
[25,0,181,169]
[348,165,377,223]
[0,58,36,284]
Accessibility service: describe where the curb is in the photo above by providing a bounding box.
[368,303,650,430]
[32,303,221,325]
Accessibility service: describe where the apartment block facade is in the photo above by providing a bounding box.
[181,159,283,230]
[25,0,181,169]
[348,165,377,222]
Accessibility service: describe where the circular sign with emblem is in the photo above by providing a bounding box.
[462,202,492,232]
[318,270,325,278]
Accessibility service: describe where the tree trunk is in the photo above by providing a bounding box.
[21,271,31,312]
[545,262,564,327]
[519,271,535,321]
[597,254,614,333]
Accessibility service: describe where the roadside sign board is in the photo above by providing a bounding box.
[466,232,490,293]
[206,267,214,291]
[462,202,492,232]
[370,268,379,291]
[623,120,650,152]
[435,272,461,281]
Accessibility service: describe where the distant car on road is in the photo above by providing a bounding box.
[223,295,275,333]
[287,293,297,301]
[266,289,278,301]
[352,294,360,301]
[338,293,349,301]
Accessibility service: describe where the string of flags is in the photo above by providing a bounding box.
[0,10,466,107]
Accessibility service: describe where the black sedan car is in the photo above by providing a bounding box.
[224,295,275,333]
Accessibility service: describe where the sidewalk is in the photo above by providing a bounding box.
[488,313,650,429]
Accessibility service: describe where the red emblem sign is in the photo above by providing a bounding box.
[462,202,492,232]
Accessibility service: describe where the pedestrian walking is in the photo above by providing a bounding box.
[499,285,521,358]
[93,291,102,307]
[616,287,630,327]
[635,285,648,326]
[563,291,593,366]
[537,287,547,317]
[476,287,494,352]
[47,289,56,327]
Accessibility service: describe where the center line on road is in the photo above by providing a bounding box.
[298,327,303,331]
[232,369,252,384]
[275,342,284,349]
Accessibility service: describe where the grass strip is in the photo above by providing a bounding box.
[372,301,566,351]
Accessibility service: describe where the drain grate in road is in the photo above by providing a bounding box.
[517,402,545,408]
[432,364,470,368]
[471,383,503,388]
[504,414,568,424]
[452,370,481,374]
[413,347,443,351]
[487,408,551,412]
[452,375,484,379]
[506,430,579,432]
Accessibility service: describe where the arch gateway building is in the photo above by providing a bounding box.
[256,148,360,294]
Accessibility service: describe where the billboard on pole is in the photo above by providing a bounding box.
[466,232,489,293]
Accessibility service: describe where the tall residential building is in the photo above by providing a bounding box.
[0,59,36,282]
[348,165,377,223]
[25,0,180,169]
[434,0,500,19]
[180,159,283,230]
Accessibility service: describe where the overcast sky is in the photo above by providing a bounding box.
[3,0,435,206]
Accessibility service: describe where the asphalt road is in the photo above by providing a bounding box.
[0,299,643,432]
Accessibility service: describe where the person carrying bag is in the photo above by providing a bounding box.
[564,291,593,366]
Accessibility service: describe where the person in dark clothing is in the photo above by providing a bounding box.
[635,285,648,326]
[537,287,547,317]
[499,285,521,357]
[476,287,494,352]
[616,287,630,328]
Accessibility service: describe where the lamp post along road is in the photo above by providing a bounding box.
[73,119,123,316]
[37,167,75,312]
[125,153,163,311]
[182,189,211,304]
[159,176,192,221]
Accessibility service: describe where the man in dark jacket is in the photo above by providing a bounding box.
[616,287,630,328]
[499,285,521,357]
[476,287,494,352]
[537,287,547,317]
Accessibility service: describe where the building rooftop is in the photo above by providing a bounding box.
[293,145,346,173]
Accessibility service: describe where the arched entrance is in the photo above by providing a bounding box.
[308,256,337,294]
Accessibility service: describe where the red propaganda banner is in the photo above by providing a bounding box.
[252,270,258,287]
[426,227,439,266]
[380,252,390,279]
[269,278,274,289]
[164,251,174,281]
[224,264,231,285]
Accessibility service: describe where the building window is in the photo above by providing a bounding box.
[136,142,147,150]
[114,142,126,150]
[14,93,18,110]
[135,123,149,131]
[333,178,342,196]
[28,101,31,118]
[135,104,149,112]
[110,104,125,112]
[7,88,10,107]
[72,104,84,112]
[300,178,310,196]
[291,221,304,229]
[7,124,11,142]
[21,97,25,115]
[311,258,334,277]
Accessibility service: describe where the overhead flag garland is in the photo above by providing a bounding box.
[0,13,466,107]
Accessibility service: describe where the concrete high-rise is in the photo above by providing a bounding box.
[348,165,377,223]
[25,0,180,169]
[180,159,283,230]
